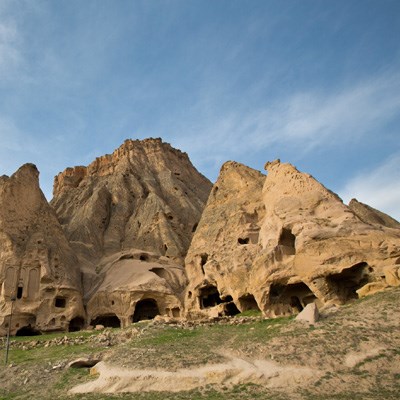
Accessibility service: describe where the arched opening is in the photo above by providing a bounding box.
[238,294,260,312]
[238,237,250,245]
[69,317,85,332]
[327,262,371,301]
[17,286,23,299]
[132,299,160,323]
[16,325,41,336]
[139,254,149,261]
[90,314,121,328]
[198,285,222,309]
[171,307,180,318]
[224,302,240,316]
[269,281,317,316]
[278,228,296,254]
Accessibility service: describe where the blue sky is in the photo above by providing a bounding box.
[0,0,399,219]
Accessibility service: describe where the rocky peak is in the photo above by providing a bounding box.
[51,138,212,296]
[184,158,400,320]
[53,138,192,196]
[0,164,84,335]
[349,198,400,229]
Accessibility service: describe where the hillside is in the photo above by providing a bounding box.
[1,287,399,399]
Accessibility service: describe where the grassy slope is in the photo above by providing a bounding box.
[0,287,399,400]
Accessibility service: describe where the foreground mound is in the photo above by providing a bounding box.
[1,287,399,399]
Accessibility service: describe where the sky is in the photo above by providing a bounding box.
[0,0,399,219]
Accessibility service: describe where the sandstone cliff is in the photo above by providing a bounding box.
[2,140,400,335]
[51,138,212,327]
[51,139,211,266]
[184,160,400,318]
[0,164,85,335]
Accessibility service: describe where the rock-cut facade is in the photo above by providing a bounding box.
[1,140,399,336]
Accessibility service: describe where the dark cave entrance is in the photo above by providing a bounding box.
[90,314,121,328]
[132,299,160,323]
[69,317,85,332]
[269,281,317,315]
[15,325,41,336]
[327,262,371,301]
[238,294,260,312]
[224,301,241,316]
[278,228,296,255]
[198,285,223,309]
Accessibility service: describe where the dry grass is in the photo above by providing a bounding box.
[0,287,399,399]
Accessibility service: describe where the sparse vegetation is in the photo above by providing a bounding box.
[1,287,399,400]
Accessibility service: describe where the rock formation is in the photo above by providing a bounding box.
[184,160,400,318]
[1,139,400,336]
[349,198,400,229]
[0,164,85,335]
[86,250,187,328]
[51,138,212,327]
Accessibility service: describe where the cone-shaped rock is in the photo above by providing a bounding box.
[0,164,84,335]
[51,138,212,326]
[184,160,400,318]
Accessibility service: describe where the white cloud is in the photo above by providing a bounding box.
[171,70,400,163]
[0,18,22,76]
[339,153,400,221]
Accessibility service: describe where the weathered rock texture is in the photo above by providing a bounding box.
[2,139,400,335]
[184,160,400,318]
[0,164,85,335]
[51,138,212,327]
[349,198,400,229]
[86,250,187,328]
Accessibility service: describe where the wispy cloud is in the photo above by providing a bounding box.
[339,152,400,221]
[0,18,21,76]
[171,70,400,164]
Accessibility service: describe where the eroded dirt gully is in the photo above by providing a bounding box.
[70,288,400,397]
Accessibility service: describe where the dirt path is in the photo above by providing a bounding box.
[70,354,320,394]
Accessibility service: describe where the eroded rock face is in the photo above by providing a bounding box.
[0,164,85,335]
[184,161,266,318]
[86,250,187,328]
[52,138,211,267]
[184,160,400,318]
[51,138,212,325]
[349,198,400,229]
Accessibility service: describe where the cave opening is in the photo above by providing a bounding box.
[139,254,149,261]
[69,317,85,332]
[199,285,222,309]
[90,314,121,328]
[132,299,160,323]
[327,262,371,301]
[17,286,23,299]
[268,281,317,315]
[55,297,66,308]
[278,228,296,254]
[224,302,241,316]
[16,325,41,336]
[238,294,260,312]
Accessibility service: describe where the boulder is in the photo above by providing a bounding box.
[295,303,319,324]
